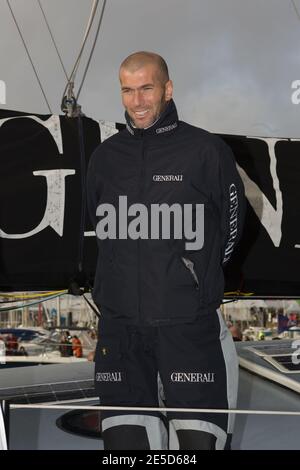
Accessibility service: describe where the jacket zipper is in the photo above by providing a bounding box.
[181,256,199,290]
[138,132,146,322]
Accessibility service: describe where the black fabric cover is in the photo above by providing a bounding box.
[0,108,299,296]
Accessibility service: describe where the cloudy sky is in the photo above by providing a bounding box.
[1,0,300,137]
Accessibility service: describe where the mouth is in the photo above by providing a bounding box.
[134,110,148,118]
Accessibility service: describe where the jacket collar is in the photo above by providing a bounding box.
[125,99,179,138]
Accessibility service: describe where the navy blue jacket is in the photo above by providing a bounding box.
[87,99,245,325]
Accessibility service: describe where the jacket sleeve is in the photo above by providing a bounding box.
[213,138,246,266]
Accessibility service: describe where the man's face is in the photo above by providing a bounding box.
[119,64,173,129]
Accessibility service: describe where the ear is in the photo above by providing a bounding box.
[165,80,173,101]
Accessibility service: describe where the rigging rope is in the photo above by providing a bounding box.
[6,0,52,113]
[0,292,67,312]
[0,290,67,299]
[37,0,69,81]
[9,403,300,417]
[61,0,100,106]
[291,0,300,22]
[76,0,107,101]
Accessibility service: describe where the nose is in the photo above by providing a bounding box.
[132,89,144,107]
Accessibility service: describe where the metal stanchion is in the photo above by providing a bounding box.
[0,400,9,450]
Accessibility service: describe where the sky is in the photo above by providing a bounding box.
[1,0,300,137]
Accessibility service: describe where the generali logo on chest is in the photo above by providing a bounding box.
[153,174,183,182]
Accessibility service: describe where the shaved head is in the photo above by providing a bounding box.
[119,51,169,85]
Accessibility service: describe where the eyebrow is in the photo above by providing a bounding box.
[121,83,154,91]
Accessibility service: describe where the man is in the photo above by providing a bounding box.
[72,335,83,358]
[229,324,243,342]
[87,51,245,450]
